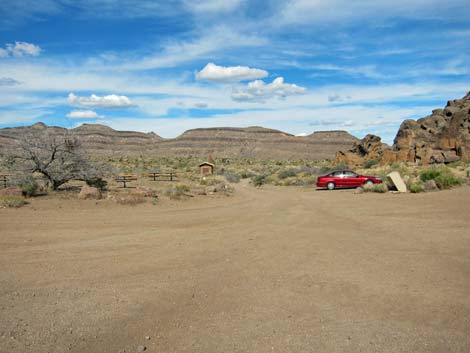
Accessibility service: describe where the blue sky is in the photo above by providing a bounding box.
[0,0,469,144]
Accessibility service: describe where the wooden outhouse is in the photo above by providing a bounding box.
[199,162,215,175]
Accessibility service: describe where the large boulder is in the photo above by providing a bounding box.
[335,134,389,167]
[78,185,102,200]
[423,180,438,192]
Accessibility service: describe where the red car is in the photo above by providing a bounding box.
[316,169,383,190]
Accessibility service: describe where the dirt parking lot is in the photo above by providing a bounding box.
[1,183,470,353]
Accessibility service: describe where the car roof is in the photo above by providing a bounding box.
[329,169,355,173]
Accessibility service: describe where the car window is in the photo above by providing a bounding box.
[343,171,357,177]
[332,171,344,177]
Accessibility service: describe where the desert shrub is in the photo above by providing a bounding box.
[85,177,108,191]
[434,174,461,189]
[420,168,442,182]
[11,174,38,197]
[278,169,298,179]
[420,167,462,189]
[301,176,318,185]
[165,184,191,199]
[240,170,256,179]
[363,183,388,193]
[221,170,241,183]
[364,159,379,169]
[331,163,348,170]
[446,160,462,168]
[200,176,225,186]
[251,174,267,187]
[298,166,322,176]
[409,182,424,193]
[0,195,26,208]
[280,177,306,186]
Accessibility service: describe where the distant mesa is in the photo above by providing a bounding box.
[0,124,357,160]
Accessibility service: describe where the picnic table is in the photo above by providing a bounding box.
[115,175,137,188]
[148,172,177,182]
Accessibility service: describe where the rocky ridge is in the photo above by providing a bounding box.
[336,92,470,166]
[0,123,358,160]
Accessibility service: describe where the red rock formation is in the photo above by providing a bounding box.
[335,92,470,166]
[392,92,470,164]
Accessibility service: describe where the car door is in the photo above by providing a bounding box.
[343,171,359,187]
[331,171,345,187]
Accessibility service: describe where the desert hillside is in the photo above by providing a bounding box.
[0,123,358,160]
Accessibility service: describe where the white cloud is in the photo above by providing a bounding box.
[121,26,267,70]
[66,110,103,119]
[67,93,136,109]
[231,77,306,102]
[196,62,268,82]
[0,42,42,58]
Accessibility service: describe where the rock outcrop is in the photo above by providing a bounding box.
[335,92,470,166]
[334,134,389,166]
[390,92,470,164]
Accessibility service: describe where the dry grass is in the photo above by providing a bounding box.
[0,195,27,208]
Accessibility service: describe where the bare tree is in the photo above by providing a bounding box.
[9,130,111,190]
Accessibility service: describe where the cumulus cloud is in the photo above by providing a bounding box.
[0,77,21,86]
[196,62,268,82]
[68,93,136,109]
[0,41,41,58]
[231,77,306,102]
[66,110,103,119]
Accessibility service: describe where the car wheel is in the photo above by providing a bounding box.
[327,182,335,190]
[365,180,374,186]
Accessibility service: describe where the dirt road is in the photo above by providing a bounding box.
[1,184,470,353]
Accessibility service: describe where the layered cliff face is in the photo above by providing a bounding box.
[72,124,162,153]
[0,122,162,154]
[391,92,470,164]
[0,124,358,160]
[155,127,358,159]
